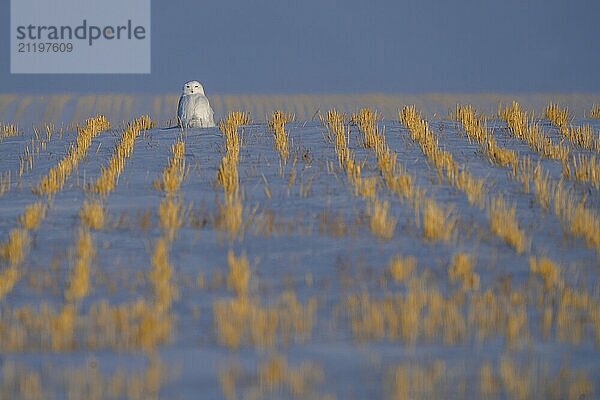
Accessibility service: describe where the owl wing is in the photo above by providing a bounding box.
[177,95,192,126]
[206,101,215,127]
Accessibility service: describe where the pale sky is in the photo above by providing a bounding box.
[1,0,599,93]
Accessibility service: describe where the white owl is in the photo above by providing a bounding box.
[177,80,216,128]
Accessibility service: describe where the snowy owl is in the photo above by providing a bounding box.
[177,81,216,128]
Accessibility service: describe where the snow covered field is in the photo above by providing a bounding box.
[1,97,600,399]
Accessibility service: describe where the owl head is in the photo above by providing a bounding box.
[182,80,205,95]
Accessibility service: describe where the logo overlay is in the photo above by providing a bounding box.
[11,0,150,74]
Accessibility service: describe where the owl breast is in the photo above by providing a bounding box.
[178,93,215,128]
